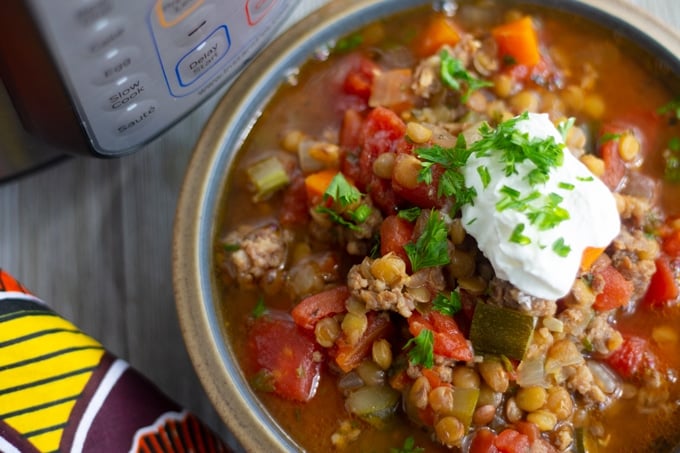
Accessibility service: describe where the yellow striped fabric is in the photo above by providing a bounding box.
[0,309,105,452]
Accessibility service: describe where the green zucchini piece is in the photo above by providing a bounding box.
[469,302,535,359]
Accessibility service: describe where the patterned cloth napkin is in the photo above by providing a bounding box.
[0,269,230,453]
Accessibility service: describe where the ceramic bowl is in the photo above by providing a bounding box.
[173,1,680,451]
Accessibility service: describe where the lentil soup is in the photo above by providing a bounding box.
[213,1,680,451]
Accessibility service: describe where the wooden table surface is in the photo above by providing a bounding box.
[0,0,677,450]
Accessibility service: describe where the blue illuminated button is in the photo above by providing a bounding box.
[175,26,230,87]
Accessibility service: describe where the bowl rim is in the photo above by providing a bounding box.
[172,1,680,451]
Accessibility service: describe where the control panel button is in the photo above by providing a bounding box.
[91,47,140,85]
[246,0,276,26]
[176,26,230,87]
[101,73,151,111]
[172,4,217,47]
[83,17,127,56]
[73,0,113,27]
[155,0,204,28]
[114,100,158,136]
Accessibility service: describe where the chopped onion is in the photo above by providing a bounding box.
[345,385,400,428]
[516,356,548,388]
[587,360,621,395]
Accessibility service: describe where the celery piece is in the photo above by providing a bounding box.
[451,386,480,428]
[469,303,534,360]
[246,156,290,201]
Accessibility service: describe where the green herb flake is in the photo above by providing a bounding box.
[323,173,361,207]
[558,182,575,191]
[477,165,491,188]
[526,193,570,231]
[577,175,594,182]
[404,329,434,368]
[398,206,422,222]
[557,117,575,141]
[510,223,531,245]
[657,97,680,120]
[552,237,571,257]
[390,436,425,453]
[600,132,622,143]
[433,291,463,317]
[350,204,372,224]
[404,210,451,272]
[669,137,680,152]
[439,50,493,102]
[251,369,275,393]
[252,296,267,318]
[223,242,240,252]
[334,33,364,52]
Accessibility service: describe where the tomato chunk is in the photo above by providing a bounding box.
[605,335,656,380]
[343,56,379,100]
[248,311,322,402]
[292,286,349,330]
[408,311,473,362]
[642,256,679,308]
[380,215,414,264]
[334,312,392,372]
[469,428,499,453]
[592,265,634,311]
[494,428,530,453]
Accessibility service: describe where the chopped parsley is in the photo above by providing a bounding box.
[398,206,422,222]
[404,329,434,368]
[600,132,622,143]
[404,211,451,272]
[657,97,680,120]
[439,50,493,102]
[316,173,372,230]
[526,193,570,231]
[334,33,363,52]
[558,182,575,191]
[390,436,425,453]
[477,165,491,188]
[469,112,565,186]
[432,290,462,316]
[557,117,575,141]
[510,223,531,245]
[252,296,267,318]
[577,175,594,182]
[415,136,477,212]
[223,242,240,252]
[552,237,571,257]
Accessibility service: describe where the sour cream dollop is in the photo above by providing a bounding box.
[460,113,621,300]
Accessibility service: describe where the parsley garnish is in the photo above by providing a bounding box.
[552,238,571,257]
[316,173,372,230]
[600,132,622,143]
[398,206,422,222]
[526,193,570,231]
[558,182,575,191]
[510,223,531,245]
[433,291,462,316]
[404,210,451,272]
[415,136,477,212]
[404,329,434,368]
[557,117,575,141]
[334,33,363,52]
[577,175,594,182]
[658,97,680,119]
[390,436,425,453]
[252,296,267,318]
[477,165,491,188]
[439,50,493,102]
[223,242,240,252]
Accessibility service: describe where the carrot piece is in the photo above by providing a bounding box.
[304,169,337,204]
[593,265,634,311]
[492,16,540,67]
[291,286,349,330]
[335,312,392,372]
[415,15,461,57]
[642,256,679,308]
[580,246,605,271]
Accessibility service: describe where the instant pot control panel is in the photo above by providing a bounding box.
[26,0,293,156]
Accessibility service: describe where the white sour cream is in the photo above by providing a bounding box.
[460,113,620,300]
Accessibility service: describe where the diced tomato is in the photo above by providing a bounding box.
[592,265,634,311]
[339,108,364,150]
[366,177,400,215]
[279,174,310,227]
[469,428,499,453]
[662,227,680,258]
[597,129,627,191]
[494,429,530,453]
[642,256,679,308]
[292,286,349,330]
[248,311,322,402]
[408,311,473,362]
[605,335,656,380]
[334,312,393,372]
[514,421,540,444]
[358,107,407,188]
[380,215,414,263]
[343,56,379,101]
[421,368,449,389]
